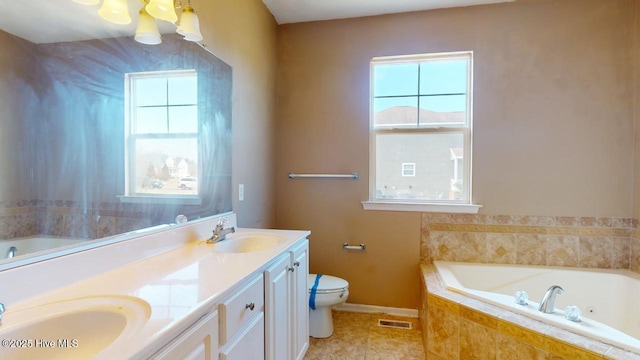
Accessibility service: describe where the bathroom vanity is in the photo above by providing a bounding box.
[0,214,310,360]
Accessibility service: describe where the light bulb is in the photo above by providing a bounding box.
[146,0,178,23]
[135,8,162,45]
[99,0,132,25]
[176,5,203,42]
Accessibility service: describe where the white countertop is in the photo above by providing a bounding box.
[0,214,310,359]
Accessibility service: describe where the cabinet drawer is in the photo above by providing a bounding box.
[219,313,265,360]
[220,274,264,344]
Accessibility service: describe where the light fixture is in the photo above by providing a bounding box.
[176,5,202,42]
[135,8,162,45]
[72,0,203,46]
[145,0,178,23]
[98,0,132,25]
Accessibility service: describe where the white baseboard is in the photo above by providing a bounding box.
[332,303,419,318]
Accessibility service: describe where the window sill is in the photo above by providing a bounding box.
[361,201,482,213]
[118,195,202,206]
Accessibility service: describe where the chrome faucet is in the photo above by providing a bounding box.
[5,246,16,259]
[207,217,235,243]
[538,285,564,313]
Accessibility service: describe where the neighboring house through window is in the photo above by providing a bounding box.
[402,163,416,177]
[123,69,200,201]
[365,51,478,212]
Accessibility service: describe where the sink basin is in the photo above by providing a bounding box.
[0,296,150,360]
[212,232,287,253]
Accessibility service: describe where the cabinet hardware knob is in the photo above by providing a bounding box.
[293,261,300,267]
[288,266,295,272]
[246,302,255,311]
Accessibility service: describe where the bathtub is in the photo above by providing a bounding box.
[434,261,640,354]
[0,236,86,259]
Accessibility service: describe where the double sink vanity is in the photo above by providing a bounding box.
[0,213,310,359]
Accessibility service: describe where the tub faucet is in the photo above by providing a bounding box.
[538,285,564,314]
[5,246,16,259]
[207,217,235,243]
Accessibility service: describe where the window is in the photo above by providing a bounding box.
[365,51,479,212]
[123,70,199,201]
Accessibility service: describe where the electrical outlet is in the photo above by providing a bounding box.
[239,184,244,201]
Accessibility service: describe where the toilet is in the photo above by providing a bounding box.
[308,273,349,338]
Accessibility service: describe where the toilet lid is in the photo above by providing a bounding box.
[308,274,349,293]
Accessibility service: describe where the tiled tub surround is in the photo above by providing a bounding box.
[421,213,640,273]
[420,213,640,359]
[0,200,169,240]
[420,264,640,360]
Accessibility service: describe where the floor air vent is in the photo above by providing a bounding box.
[377,319,412,330]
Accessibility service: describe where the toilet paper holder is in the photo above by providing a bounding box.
[342,243,366,251]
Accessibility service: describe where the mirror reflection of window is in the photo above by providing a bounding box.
[125,70,199,198]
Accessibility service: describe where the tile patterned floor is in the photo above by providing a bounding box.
[304,310,426,360]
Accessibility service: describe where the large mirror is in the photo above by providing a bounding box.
[0,0,232,269]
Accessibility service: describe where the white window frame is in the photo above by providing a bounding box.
[119,69,201,205]
[362,51,481,213]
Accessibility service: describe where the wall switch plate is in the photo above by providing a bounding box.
[239,184,244,201]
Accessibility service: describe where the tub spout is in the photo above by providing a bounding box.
[538,285,564,314]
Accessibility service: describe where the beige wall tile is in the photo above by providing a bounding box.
[612,237,631,269]
[579,237,614,268]
[545,235,579,267]
[497,320,547,349]
[460,318,497,360]
[496,333,550,360]
[460,305,499,329]
[631,237,640,272]
[486,233,517,264]
[427,304,460,359]
[541,338,603,360]
[430,231,461,262]
[427,350,451,360]
[420,213,638,274]
[457,232,489,262]
[516,234,547,265]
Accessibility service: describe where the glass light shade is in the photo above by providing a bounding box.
[135,9,162,45]
[72,0,100,5]
[145,0,178,23]
[99,0,132,25]
[176,5,203,42]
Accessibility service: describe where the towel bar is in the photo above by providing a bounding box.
[342,243,366,251]
[288,172,358,179]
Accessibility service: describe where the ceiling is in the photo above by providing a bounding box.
[0,0,514,44]
[263,0,514,24]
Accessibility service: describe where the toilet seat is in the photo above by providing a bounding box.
[308,274,349,294]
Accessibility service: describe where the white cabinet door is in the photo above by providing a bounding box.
[264,238,309,360]
[219,273,265,360]
[150,310,219,360]
[291,240,309,360]
[219,314,265,360]
[265,253,291,360]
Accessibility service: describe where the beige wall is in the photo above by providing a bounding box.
[275,0,637,309]
[194,0,279,228]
